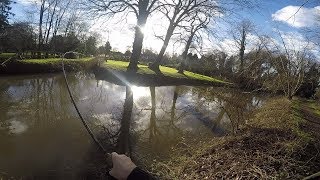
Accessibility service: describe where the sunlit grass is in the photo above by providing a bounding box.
[0,52,15,56]
[18,58,93,64]
[0,53,15,59]
[294,99,320,116]
[103,60,225,83]
[151,97,318,179]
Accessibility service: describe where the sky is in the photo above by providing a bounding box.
[10,0,320,58]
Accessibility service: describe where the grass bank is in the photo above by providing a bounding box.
[148,97,320,179]
[0,57,99,74]
[0,53,15,59]
[94,60,228,86]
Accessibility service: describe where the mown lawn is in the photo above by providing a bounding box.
[18,57,93,64]
[0,53,15,58]
[103,60,226,84]
[0,53,16,62]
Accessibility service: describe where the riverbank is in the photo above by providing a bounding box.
[149,97,320,179]
[0,57,99,74]
[94,60,229,86]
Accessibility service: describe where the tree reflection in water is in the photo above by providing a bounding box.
[0,73,266,178]
[116,86,133,155]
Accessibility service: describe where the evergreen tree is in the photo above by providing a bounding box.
[105,41,111,55]
[0,0,14,31]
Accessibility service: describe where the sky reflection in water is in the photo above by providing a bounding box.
[0,72,264,177]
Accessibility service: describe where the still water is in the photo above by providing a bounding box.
[0,72,264,179]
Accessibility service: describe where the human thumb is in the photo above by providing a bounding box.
[109,169,115,177]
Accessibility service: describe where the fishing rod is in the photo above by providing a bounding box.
[60,52,112,164]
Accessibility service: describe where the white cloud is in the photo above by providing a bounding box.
[209,33,262,56]
[272,5,320,28]
[16,0,35,6]
[267,30,320,60]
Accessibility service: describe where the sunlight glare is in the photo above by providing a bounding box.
[131,85,149,99]
[139,26,146,35]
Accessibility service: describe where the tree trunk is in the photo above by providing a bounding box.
[149,86,156,142]
[178,33,194,73]
[149,25,175,72]
[127,0,149,73]
[38,0,45,54]
[239,28,246,73]
[45,0,58,44]
[170,87,178,123]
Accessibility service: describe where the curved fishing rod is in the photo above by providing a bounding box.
[60,52,112,162]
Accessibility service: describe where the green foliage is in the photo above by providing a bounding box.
[83,36,97,55]
[0,0,14,31]
[0,22,35,52]
[296,63,320,98]
[49,33,81,53]
[105,41,111,55]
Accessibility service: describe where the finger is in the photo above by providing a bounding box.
[109,169,115,177]
[111,152,118,162]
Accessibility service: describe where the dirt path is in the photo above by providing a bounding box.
[296,102,320,140]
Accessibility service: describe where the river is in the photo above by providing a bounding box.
[0,72,265,179]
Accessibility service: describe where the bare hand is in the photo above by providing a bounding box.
[109,152,137,180]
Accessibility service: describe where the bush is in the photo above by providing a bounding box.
[64,52,79,59]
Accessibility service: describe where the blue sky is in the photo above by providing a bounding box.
[9,0,320,56]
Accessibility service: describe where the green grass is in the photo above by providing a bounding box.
[18,57,93,64]
[150,97,319,179]
[103,60,225,83]
[293,99,320,116]
[0,53,15,59]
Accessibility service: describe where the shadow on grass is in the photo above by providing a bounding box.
[147,65,164,76]
[178,71,189,78]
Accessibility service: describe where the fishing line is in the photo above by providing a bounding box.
[60,53,111,159]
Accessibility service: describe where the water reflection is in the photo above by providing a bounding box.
[0,72,265,178]
[116,86,133,155]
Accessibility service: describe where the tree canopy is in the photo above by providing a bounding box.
[0,0,14,31]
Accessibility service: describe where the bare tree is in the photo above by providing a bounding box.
[178,14,210,73]
[43,0,59,44]
[149,0,220,72]
[85,0,164,72]
[52,0,71,37]
[231,20,255,74]
[45,0,72,42]
[38,0,47,52]
[263,31,312,99]
[35,0,72,53]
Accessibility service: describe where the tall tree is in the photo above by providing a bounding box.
[86,0,163,72]
[105,41,111,56]
[38,0,47,52]
[37,0,73,51]
[231,20,255,74]
[1,22,36,52]
[178,14,210,73]
[52,0,71,37]
[84,35,98,55]
[149,0,220,72]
